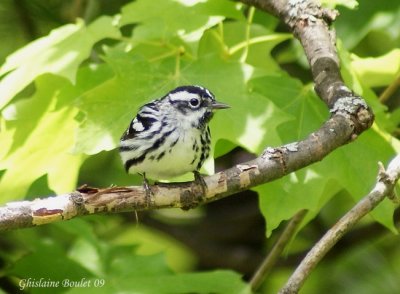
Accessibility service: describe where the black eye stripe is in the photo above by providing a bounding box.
[169,94,202,106]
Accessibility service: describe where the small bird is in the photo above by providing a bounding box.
[119,85,229,193]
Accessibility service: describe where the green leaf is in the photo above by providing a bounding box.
[8,238,93,294]
[338,41,393,132]
[120,0,243,42]
[351,49,400,87]
[335,0,400,50]
[0,16,121,109]
[112,225,196,272]
[321,0,358,9]
[73,52,170,155]
[256,171,341,237]
[250,75,328,141]
[0,74,84,203]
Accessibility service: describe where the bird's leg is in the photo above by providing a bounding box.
[140,173,153,206]
[180,171,207,211]
[193,170,207,196]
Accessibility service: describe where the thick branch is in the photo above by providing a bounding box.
[0,114,365,231]
[279,156,400,294]
[240,0,368,117]
[0,0,374,231]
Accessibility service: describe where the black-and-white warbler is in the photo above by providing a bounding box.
[119,85,229,193]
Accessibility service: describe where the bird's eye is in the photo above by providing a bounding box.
[189,98,200,107]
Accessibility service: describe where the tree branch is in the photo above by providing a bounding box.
[0,113,368,231]
[0,0,374,231]
[279,155,400,294]
[250,209,308,291]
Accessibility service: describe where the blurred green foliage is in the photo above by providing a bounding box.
[0,0,399,293]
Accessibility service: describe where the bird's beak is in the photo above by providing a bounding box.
[211,101,230,110]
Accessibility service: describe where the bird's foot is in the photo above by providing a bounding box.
[193,170,207,196]
[141,173,153,207]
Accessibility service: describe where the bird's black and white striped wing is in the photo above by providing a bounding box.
[120,100,160,141]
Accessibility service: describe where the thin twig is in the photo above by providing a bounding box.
[250,209,308,291]
[279,156,400,294]
[379,74,400,103]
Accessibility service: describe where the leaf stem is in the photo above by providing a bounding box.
[240,6,255,62]
[379,74,400,103]
[149,50,178,62]
[229,34,291,56]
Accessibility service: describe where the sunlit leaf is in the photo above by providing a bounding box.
[0,75,84,203]
[0,16,121,109]
[121,0,243,42]
[335,0,400,50]
[351,49,400,87]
